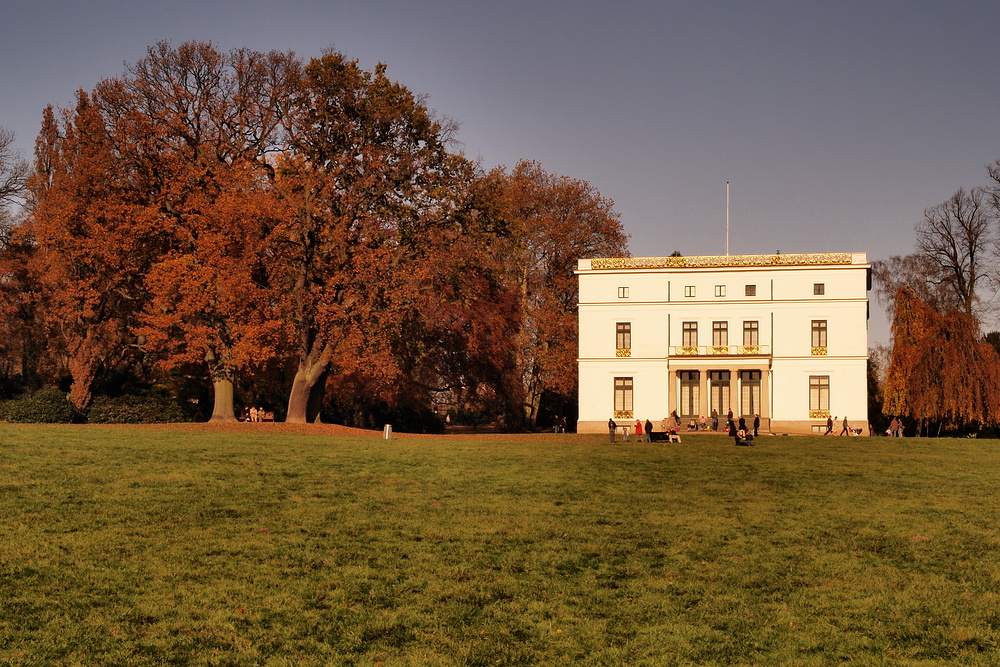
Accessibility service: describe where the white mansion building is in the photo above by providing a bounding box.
[576,252,870,435]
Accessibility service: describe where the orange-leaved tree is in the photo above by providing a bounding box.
[272,52,469,423]
[25,97,168,410]
[883,286,1000,430]
[98,42,300,420]
[471,161,629,429]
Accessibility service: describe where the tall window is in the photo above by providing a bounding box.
[809,375,830,415]
[710,370,730,417]
[714,285,726,297]
[618,286,629,298]
[614,377,634,418]
[682,321,698,346]
[615,322,632,350]
[743,321,759,346]
[740,370,761,417]
[679,371,700,418]
[712,321,728,347]
[811,320,828,354]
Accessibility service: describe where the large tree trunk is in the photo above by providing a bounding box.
[205,348,236,422]
[209,378,236,422]
[307,367,330,423]
[286,350,331,423]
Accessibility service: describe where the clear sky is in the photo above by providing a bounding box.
[3,0,1000,344]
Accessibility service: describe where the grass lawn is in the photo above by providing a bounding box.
[1,425,999,666]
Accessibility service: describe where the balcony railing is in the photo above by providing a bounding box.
[616,348,631,357]
[669,345,771,357]
[811,346,828,355]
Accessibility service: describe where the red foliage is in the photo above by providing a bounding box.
[884,286,1000,426]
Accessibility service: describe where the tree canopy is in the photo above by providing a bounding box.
[2,41,629,430]
[883,287,1000,427]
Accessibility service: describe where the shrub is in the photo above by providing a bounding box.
[0,386,79,423]
[86,392,189,424]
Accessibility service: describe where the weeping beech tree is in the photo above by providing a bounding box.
[883,286,1000,430]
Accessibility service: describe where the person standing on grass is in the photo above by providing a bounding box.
[711,408,719,431]
[753,414,760,437]
[645,418,654,443]
[608,417,617,443]
[825,416,834,435]
[840,415,850,436]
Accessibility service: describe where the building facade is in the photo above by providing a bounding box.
[576,253,870,435]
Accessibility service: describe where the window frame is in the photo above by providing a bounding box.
[811,320,828,347]
[743,320,759,346]
[614,377,634,417]
[712,321,729,347]
[616,322,631,350]
[809,375,830,413]
[682,321,698,347]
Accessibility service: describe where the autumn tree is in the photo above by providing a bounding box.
[24,42,304,418]
[97,42,301,420]
[883,286,1000,430]
[472,161,629,429]
[24,97,165,410]
[272,52,469,423]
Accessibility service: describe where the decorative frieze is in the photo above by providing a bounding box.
[591,253,853,271]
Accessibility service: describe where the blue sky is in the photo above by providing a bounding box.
[3,1,1000,344]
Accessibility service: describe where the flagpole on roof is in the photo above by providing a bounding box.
[726,181,730,256]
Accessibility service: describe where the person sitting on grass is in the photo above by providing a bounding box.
[734,428,754,446]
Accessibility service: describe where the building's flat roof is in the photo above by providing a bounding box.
[580,252,867,271]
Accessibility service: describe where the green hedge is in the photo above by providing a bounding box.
[86,393,189,424]
[0,386,79,423]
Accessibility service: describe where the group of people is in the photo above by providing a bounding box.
[606,417,684,443]
[241,406,269,422]
[823,415,860,436]
[607,417,656,442]
[607,411,762,445]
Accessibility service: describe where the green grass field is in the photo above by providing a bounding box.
[1,425,998,666]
